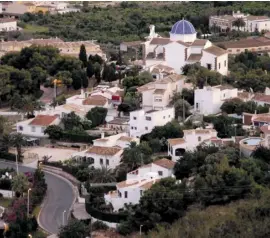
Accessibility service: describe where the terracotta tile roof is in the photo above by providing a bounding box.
[107,118,129,125]
[121,41,142,47]
[187,53,202,61]
[150,38,171,45]
[218,37,270,49]
[94,138,109,142]
[203,45,227,56]
[118,136,134,142]
[159,74,185,83]
[192,39,208,46]
[83,95,107,106]
[150,64,175,74]
[117,180,143,188]
[238,91,252,101]
[167,138,186,146]
[253,93,270,103]
[253,115,270,123]
[211,15,235,21]
[140,179,160,189]
[183,129,217,134]
[214,85,235,90]
[29,115,58,126]
[246,15,270,21]
[87,146,122,156]
[153,158,175,169]
[176,40,190,47]
[153,89,166,95]
[0,18,17,23]
[260,125,270,133]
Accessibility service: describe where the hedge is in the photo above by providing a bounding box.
[61,132,100,143]
[85,201,127,223]
[0,152,16,162]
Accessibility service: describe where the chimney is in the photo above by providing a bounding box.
[81,88,85,98]
[255,110,257,115]
[101,132,105,139]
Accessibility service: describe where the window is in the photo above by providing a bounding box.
[196,103,199,109]
[18,126,23,131]
[198,136,201,142]
[158,171,163,176]
[163,116,165,119]
[224,60,226,67]
[31,126,36,132]
[154,97,162,102]
[145,116,151,121]
[124,191,128,198]
[207,64,211,70]
[140,190,143,196]
[145,127,148,130]
[218,63,221,69]
[236,49,240,52]
[131,126,134,129]
[118,191,122,197]
[135,127,137,130]
[100,158,103,165]
[106,159,109,166]
[133,117,137,120]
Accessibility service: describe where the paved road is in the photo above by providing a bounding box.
[0,161,75,234]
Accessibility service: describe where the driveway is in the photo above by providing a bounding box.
[0,161,75,234]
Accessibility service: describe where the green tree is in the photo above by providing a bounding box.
[62,112,83,131]
[71,69,88,89]
[9,132,26,162]
[59,219,89,238]
[79,44,88,68]
[86,107,108,128]
[232,18,246,31]
[11,173,29,196]
[89,167,116,183]
[93,62,101,83]
[102,64,116,82]
[56,71,73,89]
[86,61,95,78]
[174,99,191,120]
[44,125,63,140]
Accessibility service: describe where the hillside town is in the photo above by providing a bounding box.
[0,1,270,238]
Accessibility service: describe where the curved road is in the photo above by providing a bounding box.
[0,161,75,234]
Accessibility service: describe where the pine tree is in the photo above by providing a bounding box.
[79,44,87,67]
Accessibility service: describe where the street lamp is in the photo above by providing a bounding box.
[140,225,143,236]
[27,188,31,217]
[62,210,66,226]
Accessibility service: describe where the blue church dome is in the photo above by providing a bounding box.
[170,19,196,35]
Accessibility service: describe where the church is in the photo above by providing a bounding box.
[143,19,228,76]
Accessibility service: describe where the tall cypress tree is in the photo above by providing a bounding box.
[79,44,87,68]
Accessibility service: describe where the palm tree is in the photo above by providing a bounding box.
[11,173,29,197]
[232,18,246,31]
[10,133,26,162]
[89,166,116,183]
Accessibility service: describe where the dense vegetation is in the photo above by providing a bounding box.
[18,2,270,44]
[118,145,270,235]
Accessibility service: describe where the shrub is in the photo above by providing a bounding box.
[0,178,12,190]
[0,152,16,162]
[92,220,109,231]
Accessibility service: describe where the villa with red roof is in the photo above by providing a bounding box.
[16,115,61,138]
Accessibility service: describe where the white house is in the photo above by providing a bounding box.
[72,133,139,169]
[104,158,175,211]
[16,115,61,138]
[0,18,17,32]
[129,107,175,138]
[168,128,218,161]
[210,11,270,33]
[143,20,228,75]
[194,85,238,115]
[137,74,185,111]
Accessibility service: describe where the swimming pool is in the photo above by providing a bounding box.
[243,138,262,146]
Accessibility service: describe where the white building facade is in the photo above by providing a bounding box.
[137,74,185,111]
[16,115,61,138]
[143,20,228,76]
[72,133,139,169]
[0,18,17,32]
[104,158,175,211]
[168,128,218,161]
[194,85,238,115]
[129,107,175,138]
